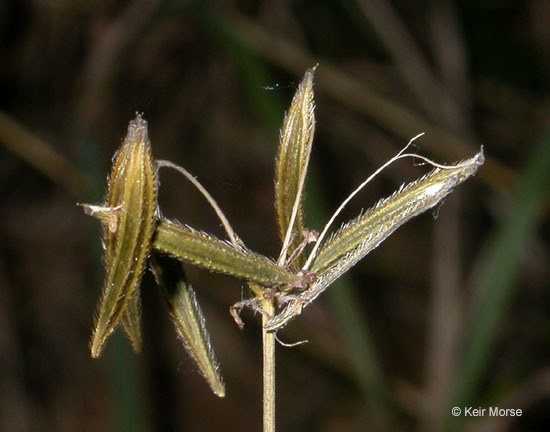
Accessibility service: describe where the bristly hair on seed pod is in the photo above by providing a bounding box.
[81,114,158,358]
[275,66,317,267]
[153,219,302,287]
[150,253,225,397]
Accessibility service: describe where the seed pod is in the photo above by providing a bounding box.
[151,253,225,397]
[274,67,316,264]
[153,220,301,286]
[83,114,157,358]
[311,150,485,274]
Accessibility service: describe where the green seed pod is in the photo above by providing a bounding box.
[151,253,225,397]
[153,220,301,286]
[275,66,316,264]
[83,114,157,358]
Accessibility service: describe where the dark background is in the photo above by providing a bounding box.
[0,1,548,431]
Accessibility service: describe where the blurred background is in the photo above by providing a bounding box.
[0,1,548,431]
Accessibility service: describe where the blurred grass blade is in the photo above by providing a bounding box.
[153,219,300,286]
[151,253,225,397]
[83,114,157,358]
[446,127,550,431]
[267,150,484,330]
[275,67,316,264]
[120,292,143,354]
[328,278,391,427]
[0,110,89,196]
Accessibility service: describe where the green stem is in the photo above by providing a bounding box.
[262,298,276,432]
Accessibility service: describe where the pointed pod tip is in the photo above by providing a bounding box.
[214,387,226,398]
[475,146,485,166]
[131,111,147,128]
[457,146,485,182]
[304,64,318,82]
[126,113,149,145]
[126,331,143,354]
[90,321,114,358]
[90,337,103,359]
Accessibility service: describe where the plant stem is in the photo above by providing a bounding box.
[262,298,276,432]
